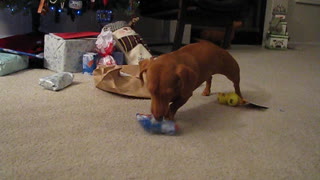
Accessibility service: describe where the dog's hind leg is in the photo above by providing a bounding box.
[227,75,242,99]
[234,80,242,99]
[201,76,212,96]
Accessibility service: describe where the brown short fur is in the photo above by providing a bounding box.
[139,40,242,120]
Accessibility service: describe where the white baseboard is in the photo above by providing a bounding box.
[289,42,320,45]
[261,41,320,48]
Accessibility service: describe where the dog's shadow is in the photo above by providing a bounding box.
[176,89,271,135]
[177,99,244,135]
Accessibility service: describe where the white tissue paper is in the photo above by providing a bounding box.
[95,28,117,66]
[39,72,74,91]
[95,28,115,54]
[97,55,116,66]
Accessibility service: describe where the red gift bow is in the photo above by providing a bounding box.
[98,42,114,57]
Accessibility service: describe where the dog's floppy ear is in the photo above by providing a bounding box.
[176,64,198,98]
[139,59,151,84]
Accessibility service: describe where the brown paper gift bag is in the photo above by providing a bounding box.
[93,65,151,98]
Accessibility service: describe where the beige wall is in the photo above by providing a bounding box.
[263,0,320,46]
[287,1,320,44]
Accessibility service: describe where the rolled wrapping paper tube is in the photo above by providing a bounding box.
[0,48,44,59]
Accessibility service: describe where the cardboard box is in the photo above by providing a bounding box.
[44,33,97,72]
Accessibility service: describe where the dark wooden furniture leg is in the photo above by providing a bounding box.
[172,0,188,51]
[222,22,233,49]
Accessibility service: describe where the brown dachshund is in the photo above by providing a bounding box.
[139,40,243,121]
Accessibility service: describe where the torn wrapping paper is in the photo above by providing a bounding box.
[39,72,74,91]
[44,33,97,73]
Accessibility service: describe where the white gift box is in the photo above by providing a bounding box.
[44,33,97,72]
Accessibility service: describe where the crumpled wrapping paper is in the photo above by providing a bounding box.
[95,28,117,66]
[39,72,74,91]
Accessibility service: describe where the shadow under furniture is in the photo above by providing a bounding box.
[139,0,249,53]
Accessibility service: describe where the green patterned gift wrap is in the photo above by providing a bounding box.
[0,52,29,76]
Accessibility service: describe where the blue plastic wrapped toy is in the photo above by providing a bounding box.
[136,113,179,135]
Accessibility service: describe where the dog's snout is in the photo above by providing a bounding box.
[151,99,169,121]
[151,110,164,121]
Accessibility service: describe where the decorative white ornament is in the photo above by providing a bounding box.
[49,0,58,4]
[61,2,65,9]
[69,0,83,10]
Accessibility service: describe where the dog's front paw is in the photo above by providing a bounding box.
[166,112,176,121]
[201,90,210,96]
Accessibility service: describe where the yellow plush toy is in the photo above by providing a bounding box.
[217,92,242,106]
[218,92,269,109]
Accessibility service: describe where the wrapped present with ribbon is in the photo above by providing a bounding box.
[44,32,98,73]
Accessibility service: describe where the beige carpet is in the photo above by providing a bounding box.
[1,45,319,179]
